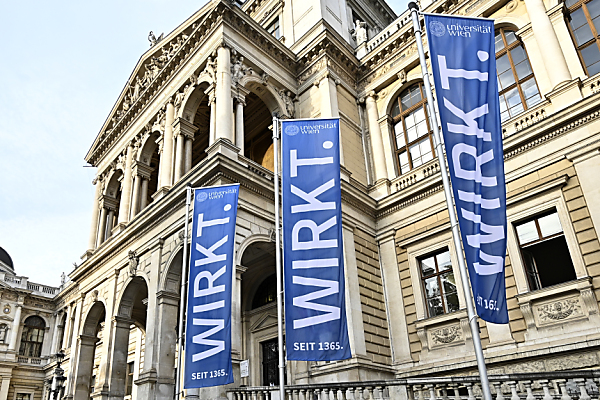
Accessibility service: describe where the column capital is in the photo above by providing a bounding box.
[173,118,198,140]
[132,162,153,180]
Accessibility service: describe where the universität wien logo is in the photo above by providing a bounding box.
[196,192,208,202]
[429,21,446,37]
[284,124,299,136]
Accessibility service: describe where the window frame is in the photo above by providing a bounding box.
[390,82,436,175]
[506,185,588,295]
[18,316,46,358]
[266,16,281,40]
[418,248,460,317]
[495,27,542,122]
[403,229,467,321]
[566,0,600,77]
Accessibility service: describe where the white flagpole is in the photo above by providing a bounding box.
[408,4,492,400]
[273,114,286,400]
[175,184,192,400]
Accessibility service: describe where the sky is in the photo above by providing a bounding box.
[0,0,408,287]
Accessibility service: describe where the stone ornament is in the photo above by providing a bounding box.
[430,325,462,345]
[231,53,253,85]
[353,20,368,45]
[148,31,164,47]
[0,324,7,343]
[2,305,10,314]
[128,250,139,278]
[537,298,583,323]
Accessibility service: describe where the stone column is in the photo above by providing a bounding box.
[105,316,133,399]
[87,178,102,251]
[8,304,22,351]
[61,304,73,350]
[235,98,245,155]
[232,265,247,358]
[524,0,571,88]
[50,312,63,354]
[65,299,83,398]
[378,232,413,365]
[184,137,193,173]
[150,291,179,400]
[140,178,149,210]
[209,91,217,146]
[319,75,344,165]
[130,173,142,219]
[365,93,388,182]
[105,209,115,238]
[341,224,367,357]
[96,206,108,246]
[159,100,175,190]
[72,335,99,400]
[117,143,134,225]
[174,132,185,182]
[0,375,11,400]
[216,46,234,143]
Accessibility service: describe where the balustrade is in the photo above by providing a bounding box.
[227,371,600,400]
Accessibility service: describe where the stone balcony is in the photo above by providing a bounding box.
[0,272,59,298]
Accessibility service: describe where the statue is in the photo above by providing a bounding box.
[205,57,217,82]
[128,250,139,278]
[174,88,186,109]
[354,20,368,45]
[278,89,295,118]
[61,272,66,286]
[231,56,252,84]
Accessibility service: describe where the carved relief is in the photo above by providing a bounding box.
[429,325,462,345]
[298,58,327,86]
[231,52,253,85]
[545,352,598,371]
[536,297,584,324]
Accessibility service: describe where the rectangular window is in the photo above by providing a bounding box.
[90,375,96,393]
[125,362,135,396]
[515,210,577,290]
[267,17,281,39]
[419,249,459,317]
[16,394,31,400]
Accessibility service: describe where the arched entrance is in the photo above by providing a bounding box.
[240,240,287,386]
[107,276,148,400]
[242,92,274,171]
[73,302,105,400]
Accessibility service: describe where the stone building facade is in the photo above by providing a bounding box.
[4,0,600,396]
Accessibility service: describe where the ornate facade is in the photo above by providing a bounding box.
[4,0,600,397]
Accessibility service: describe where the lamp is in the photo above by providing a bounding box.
[50,351,66,400]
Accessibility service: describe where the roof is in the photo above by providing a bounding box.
[0,247,14,272]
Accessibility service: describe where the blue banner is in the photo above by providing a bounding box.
[184,184,239,388]
[281,118,352,360]
[426,14,508,323]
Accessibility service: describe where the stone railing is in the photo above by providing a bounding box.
[502,101,551,138]
[362,10,412,57]
[0,272,58,298]
[227,371,600,400]
[392,161,440,193]
[17,356,46,365]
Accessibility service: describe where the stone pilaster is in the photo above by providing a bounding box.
[159,100,175,191]
[318,75,344,166]
[117,144,134,225]
[235,97,246,156]
[7,303,22,351]
[87,178,102,252]
[365,92,389,183]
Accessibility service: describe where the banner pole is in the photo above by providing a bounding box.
[273,114,286,400]
[175,184,192,400]
[408,4,492,400]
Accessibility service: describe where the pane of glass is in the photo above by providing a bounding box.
[445,292,460,313]
[414,107,426,123]
[505,87,522,108]
[496,54,511,74]
[570,7,590,30]
[436,250,452,271]
[501,110,510,122]
[421,256,436,276]
[394,123,406,147]
[510,45,527,64]
[428,297,444,317]
[399,152,410,173]
[514,58,533,80]
[401,91,412,110]
[572,14,595,45]
[412,86,422,103]
[505,31,518,46]
[526,93,542,108]
[565,0,579,6]
[588,0,600,19]
[420,138,432,158]
[581,43,600,75]
[516,220,539,244]
[499,69,516,89]
[416,120,429,138]
[495,32,504,52]
[424,276,440,297]
[392,102,400,118]
[538,212,563,237]
[406,126,418,143]
[441,272,457,294]
[521,78,541,101]
[509,102,525,118]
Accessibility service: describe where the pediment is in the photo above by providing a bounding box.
[250,313,278,333]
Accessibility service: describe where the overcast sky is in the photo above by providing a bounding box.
[0,0,408,287]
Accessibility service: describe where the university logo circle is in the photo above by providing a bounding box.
[285,125,299,136]
[196,192,208,202]
[429,21,446,37]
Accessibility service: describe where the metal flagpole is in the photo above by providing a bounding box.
[273,114,286,400]
[408,4,493,400]
[175,184,192,400]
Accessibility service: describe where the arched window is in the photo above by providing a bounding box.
[19,316,46,358]
[391,83,435,175]
[566,0,600,76]
[495,28,542,122]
